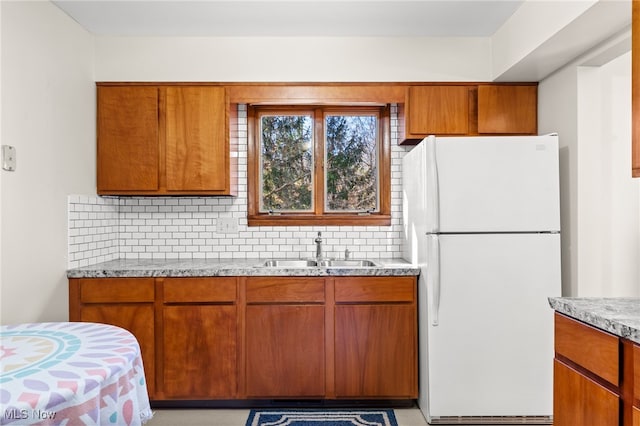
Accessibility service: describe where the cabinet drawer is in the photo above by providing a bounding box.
[79,278,155,303]
[555,313,619,386]
[335,277,416,303]
[163,278,236,303]
[246,277,325,303]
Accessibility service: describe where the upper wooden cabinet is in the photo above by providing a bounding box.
[97,86,160,192]
[400,83,538,144]
[477,85,537,135]
[405,86,471,137]
[97,84,235,195]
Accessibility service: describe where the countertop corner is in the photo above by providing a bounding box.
[548,297,640,344]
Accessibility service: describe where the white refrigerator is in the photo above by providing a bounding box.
[402,134,561,425]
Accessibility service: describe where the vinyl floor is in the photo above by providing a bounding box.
[147,407,430,426]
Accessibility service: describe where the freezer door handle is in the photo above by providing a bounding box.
[427,234,441,326]
[425,135,440,232]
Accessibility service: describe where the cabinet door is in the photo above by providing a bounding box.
[633,0,640,177]
[407,86,469,136]
[553,359,619,426]
[636,344,640,405]
[245,305,325,397]
[80,304,155,397]
[97,86,159,192]
[335,304,417,397]
[477,85,537,134]
[162,305,237,398]
[165,86,228,192]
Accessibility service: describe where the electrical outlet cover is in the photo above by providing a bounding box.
[218,217,239,234]
[2,145,16,171]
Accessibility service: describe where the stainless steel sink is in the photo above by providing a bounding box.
[260,260,318,267]
[318,260,380,267]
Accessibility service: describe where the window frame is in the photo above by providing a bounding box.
[247,104,391,226]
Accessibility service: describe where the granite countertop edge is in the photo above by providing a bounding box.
[549,297,640,344]
[67,258,420,278]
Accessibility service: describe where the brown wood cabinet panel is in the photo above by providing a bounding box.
[334,276,415,303]
[80,304,155,397]
[555,313,619,386]
[407,86,470,136]
[634,407,640,426]
[162,305,237,398]
[246,277,325,303]
[635,344,640,402]
[477,85,537,134]
[335,304,417,397]
[245,305,325,397]
[79,278,155,303]
[163,277,236,303]
[165,86,228,192]
[97,86,159,192]
[634,0,640,177]
[554,359,619,426]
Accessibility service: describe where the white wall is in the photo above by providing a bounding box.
[577,52,640,296]
[492,0,596,79]
[0,1,94,324]
[539,42,640,297]
[94,36,492,82]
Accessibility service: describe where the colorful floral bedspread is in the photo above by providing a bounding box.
[0,322,152,425]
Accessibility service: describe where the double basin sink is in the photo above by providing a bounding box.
[260,259,380,268]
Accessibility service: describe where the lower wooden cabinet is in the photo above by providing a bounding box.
[335,304,416,397]
[69,278,156,398]
[162,305,237,398]
[334,276,417,398]
[553,359,619,426]
[160,277,238,399]
[553,313,639,426]
[635,344,640,426]
[245,277,326,397]
[245,305,325,397]
[69,275,418,402]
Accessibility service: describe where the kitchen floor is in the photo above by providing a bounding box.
[147,407,430,425]
[146,407,507,425]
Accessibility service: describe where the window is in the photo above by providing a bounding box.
[248,105,391,226]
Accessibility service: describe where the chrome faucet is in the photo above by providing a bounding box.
[314,231,323,261]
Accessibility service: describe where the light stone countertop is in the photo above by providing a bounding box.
[67,258,420,278]
[548,297,640,344]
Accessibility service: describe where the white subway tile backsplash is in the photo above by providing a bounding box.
[67,104,410,268]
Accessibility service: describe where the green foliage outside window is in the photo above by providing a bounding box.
[260,115,313,211]
[325,115,377,212]
[259,109,380,214]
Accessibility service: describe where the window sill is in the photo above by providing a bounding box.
[247,214,391,227]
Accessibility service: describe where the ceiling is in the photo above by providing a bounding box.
[52,0,525,37]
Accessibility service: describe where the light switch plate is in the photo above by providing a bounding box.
[2,145,16,171]
[218,217,239,234]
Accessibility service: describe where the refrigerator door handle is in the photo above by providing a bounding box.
[427,234,441,326]
[425,135,440,233]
